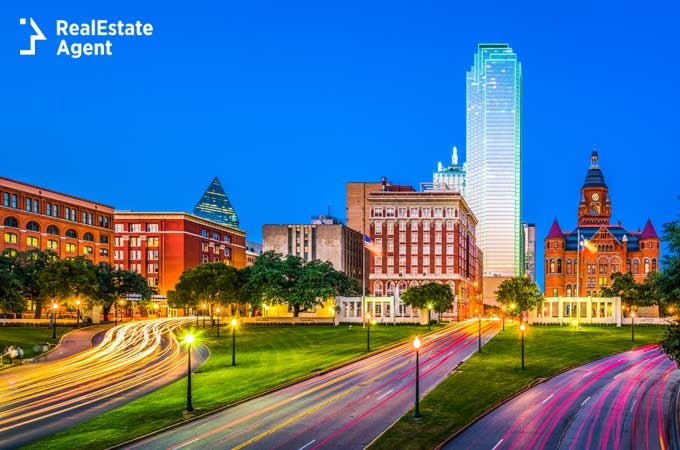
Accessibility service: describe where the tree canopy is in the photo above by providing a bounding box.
[495,276,544,315]
[401,282,455,317]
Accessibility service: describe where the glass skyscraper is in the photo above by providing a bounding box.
[465,43,521,278]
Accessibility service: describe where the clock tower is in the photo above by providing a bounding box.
[578,148,611,227]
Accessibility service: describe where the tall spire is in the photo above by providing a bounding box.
[590,145,599,168]
[192,177,240,228]
[452,146,459,166]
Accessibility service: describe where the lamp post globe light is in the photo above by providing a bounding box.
[366,312,372,352]
[51,302,59,340]
[413,336,422,419]
[75,299,81,329]
[231,318,238,366]
[184,333,195,413]
[216,307,221,338]
[520,322,526,370]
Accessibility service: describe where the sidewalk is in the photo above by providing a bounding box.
[32,324,113,363]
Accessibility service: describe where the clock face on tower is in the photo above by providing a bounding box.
[591,192,600,201]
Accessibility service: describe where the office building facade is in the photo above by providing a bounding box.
[466,43,522,301]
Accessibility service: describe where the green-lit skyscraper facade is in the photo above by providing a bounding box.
[465,43,521,278]
[193,177,240,228]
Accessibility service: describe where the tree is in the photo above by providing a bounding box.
[601,272,658,313]
[422,283,455,318]
[247,251,356,317]
[401,285,427,310]
[0,267,23,314]
[10,250,54,318]
[495,277,544,316]
[170,263,241,317]
[658,200,680,364]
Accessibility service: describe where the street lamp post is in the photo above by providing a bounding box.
[501,305,506,331]
[75,299,81,328]
[631,311,635,343]
[202,304,207,328]
[119,300,125,323]
[427,304,433,331]
[184,333,195,413]
[366,312,372,352]
[520,322,526,370]
[476,309,482,353]
[231,318,238,366]
[413,336,422,419]
[51,302,59,340]
[216,307,221,337]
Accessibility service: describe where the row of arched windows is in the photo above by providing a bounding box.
[547,256,657,275]
[3,216,98,242]
[373,280,456,296]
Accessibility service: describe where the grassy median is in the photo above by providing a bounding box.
[24,323,438,450]
[369,323,668,450]
[0,326,64,361]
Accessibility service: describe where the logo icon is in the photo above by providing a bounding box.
[19,17,46,56]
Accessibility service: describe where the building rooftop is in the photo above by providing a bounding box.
[192,177,239,228]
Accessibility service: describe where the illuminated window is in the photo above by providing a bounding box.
[26,236,39,247]
[66,243,76,253]
[147,237,159,247]
[47,239,58,250]
[83,246,93,255]
[4,232,18,244]
[129,237,140,247]
[115,223,124,233]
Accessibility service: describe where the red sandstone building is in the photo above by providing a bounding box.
[544,150,660,298]
[0,176,114,265]
[113,212,246,297]
[347,178,483,316]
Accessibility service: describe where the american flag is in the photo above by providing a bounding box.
[364,235,382,255]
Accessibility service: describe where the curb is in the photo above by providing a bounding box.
[30,324,112,363]
[673,377,680,450]
[433,342,663,449]
[107,322,461,450]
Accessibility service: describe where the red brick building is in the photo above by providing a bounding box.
[113,212,246,297]
[347,178,483,316]
[544,150,660,298]
[0,176,114,265]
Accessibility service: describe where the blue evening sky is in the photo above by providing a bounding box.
[2,1,678,289]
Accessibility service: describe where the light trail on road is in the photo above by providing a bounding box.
[446,344,679,450]
[0,318,193,447]
[126,319,500,450]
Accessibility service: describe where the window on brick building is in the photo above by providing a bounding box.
[644,258,650,273]
[374,221,382,235]
[66,243,76,253]
[129,237,140,247]
[411,232,418,242]
[147,237,159,247]
[552,288,558,297]
[410,207,419,217]
[83,232,94,242]
[47,239,58,250]
[115,223,124,232]
[83,246,93,255]
[100,248,109,257]
[129,223,141,232]
[4,232,17,244]
[652,259,657,272]
[386,208,395,217]
[398,208,407,217]
[386,222,394,235]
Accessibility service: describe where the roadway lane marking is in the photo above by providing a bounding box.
[377,389,394,400]
[630,399,636,412]
[491,438,504,450]
[298,440,316,450]
[542,394,554,404]
[170,438,199,449]
[581,396,591,407]
[582,371,593,378]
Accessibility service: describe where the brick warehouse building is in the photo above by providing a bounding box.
[544,150,660,299]
[0,176,114,264]
[113,212,246,298]
[347,178,483,317]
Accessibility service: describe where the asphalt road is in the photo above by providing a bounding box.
[446,344,680,450]
[0,318,204,449]
[125,319,499,450]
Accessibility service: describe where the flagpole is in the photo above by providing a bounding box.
[576,228,580,299]
[362,237,366,328]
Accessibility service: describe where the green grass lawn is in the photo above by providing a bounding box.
[0,326,65,361]
[369,323,668,450]
[24,323,438,450]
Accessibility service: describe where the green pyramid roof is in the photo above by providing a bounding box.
[193,177,239,228]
